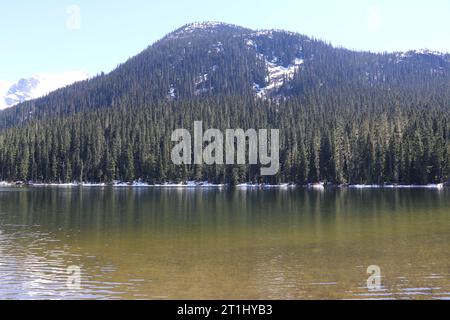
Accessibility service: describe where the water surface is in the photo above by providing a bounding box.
[0,187,449,299]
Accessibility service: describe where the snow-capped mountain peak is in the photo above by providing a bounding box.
[0,81,11,108]
[0,71,89,110]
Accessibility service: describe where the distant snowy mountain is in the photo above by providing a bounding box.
[0,81,12,110]
[0,71,89,110]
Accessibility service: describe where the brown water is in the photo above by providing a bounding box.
[0,187,449,300]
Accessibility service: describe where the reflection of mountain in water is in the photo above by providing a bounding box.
[0,187,450,299]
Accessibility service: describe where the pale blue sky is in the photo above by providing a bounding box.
[1,0,450,81]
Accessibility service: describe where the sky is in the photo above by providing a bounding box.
[1,0,450,82]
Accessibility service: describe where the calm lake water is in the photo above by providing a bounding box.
[0,187,449,300]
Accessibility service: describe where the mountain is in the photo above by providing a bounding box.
[0,22,449,185]
[1,22,449,127]
[0,71,89,110]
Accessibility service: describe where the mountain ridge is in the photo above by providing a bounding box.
[1,22,450,119]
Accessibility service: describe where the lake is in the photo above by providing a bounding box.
[0,187,449,300]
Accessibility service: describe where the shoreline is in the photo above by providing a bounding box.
[0,181,447,189]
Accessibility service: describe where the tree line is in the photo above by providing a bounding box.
[1,94,449,185]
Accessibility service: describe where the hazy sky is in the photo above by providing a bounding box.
[1,0,450,81]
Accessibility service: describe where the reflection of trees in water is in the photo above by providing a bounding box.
[0,187,450,299]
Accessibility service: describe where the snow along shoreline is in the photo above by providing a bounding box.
[0,181,447,189]
[0,181,226,188]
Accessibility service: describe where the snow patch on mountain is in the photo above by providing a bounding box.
[254,55,304,98]
[194,72,213,96]
[243,35,305,98]
[250,29,298,39]
[209,41,224,54]
[168,22,244,39]
[193,62,221,96]
[393,49,448,63]
[194,73,209,86]
[0,71,89,110]
[168,84,176,100]
[411,49,446,57]
[180,21,227,33]
[246,39,256,48]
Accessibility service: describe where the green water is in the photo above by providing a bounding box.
[0,187,449,300]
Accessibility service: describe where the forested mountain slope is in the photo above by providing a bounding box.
[0,22,449,184]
